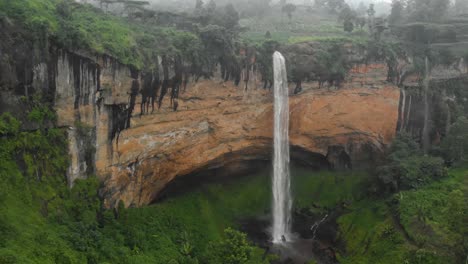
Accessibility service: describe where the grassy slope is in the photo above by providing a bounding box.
[117,174,272,263]
[0,0,198,69]
[292,167,369,209]
[398,168,468,262]
[240,6,369,45]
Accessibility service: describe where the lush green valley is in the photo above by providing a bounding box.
[1,109,466,263]
[1,0,467,263]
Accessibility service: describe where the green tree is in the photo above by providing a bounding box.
[429,0,450,19]
[282,3,297,23]
[344,19,354,32]
[441,117,468,165]
[67,178,101,224]
[0,113,20,136]
[207,228,254,264]
[389,0,405,27]
[399,155,447,189]
[407,0,450,21]
[339,5,356,32]
[206,0,216,12]
[367,3,376,36]
[223,4,239,30]
[355,16,366,29]
[319,0,346,13]
[367,3,376,17]
[377,133,448,192]
[372,17,387,41]
[257,40,279,89]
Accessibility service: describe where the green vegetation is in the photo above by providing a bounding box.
[0,110,366,264]
[294,141,466,264]
[398,167,467,260]
[287,35,368,45]
[308,131,468,264]
[1,107,466,264]
[377,133,448,192]
[0,104,363,263]
[0,0,60,34]
[441,117,468,165]
[292,167,369,209]
[0,110,75,263]
[337,166,467,264]
[0,0,204,69]
[1,0,467,263]
[0,109,271,263]
[241,23,345,45]
[337,200,409,264]
[206,228,255,264]
[239,1,355,46]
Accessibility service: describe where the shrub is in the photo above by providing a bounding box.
[0,113,20,136]
[205,228,253,264]
[378,133,447,191]
[399,156,447,189]
[441,116,468,165]
[0,217,16,247]
[0,254,17,264]
[406,249,445,264]
[67,177,101,224]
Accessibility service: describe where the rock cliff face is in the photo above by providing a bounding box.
[2,12,467,209]
[98,64,400,207]
[396,58,468,145]
[0,32,401,207]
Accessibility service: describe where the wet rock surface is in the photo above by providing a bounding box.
[239,205,346,264]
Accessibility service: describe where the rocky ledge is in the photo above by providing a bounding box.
[100,80,399,207]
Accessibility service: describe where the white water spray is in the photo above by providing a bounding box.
[272,51,292,243]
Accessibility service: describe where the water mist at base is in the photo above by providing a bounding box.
[272,51,292,243]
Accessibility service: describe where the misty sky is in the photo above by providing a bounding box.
[131,0,392,5]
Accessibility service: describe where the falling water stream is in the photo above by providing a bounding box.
[422,56,430,154]
[272,51,292,243]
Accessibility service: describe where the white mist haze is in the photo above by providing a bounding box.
[78,0,391,14]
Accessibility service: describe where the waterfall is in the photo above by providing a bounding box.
[310,214,328,241]
[405,95,412,131]
[272,51,292,243]
[443,89,452,136]
[422,56,430,154]
[400,89,406,132]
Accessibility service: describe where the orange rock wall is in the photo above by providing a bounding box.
[52,56,401,207]
[99,80,400,207]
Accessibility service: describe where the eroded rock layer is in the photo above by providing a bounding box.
[101,80,400,207]
[0,33,402,207]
